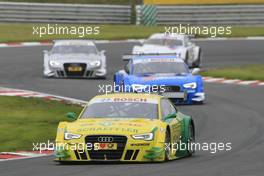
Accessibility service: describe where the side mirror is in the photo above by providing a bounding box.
[66,112,77,120]
[164,113,176,121]
[100,50,106,54]
[192,68,200,75]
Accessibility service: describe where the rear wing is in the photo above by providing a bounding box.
[122,53,181,61]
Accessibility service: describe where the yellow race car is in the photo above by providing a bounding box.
[55,93,195,163]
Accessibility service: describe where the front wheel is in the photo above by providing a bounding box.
[187,122,195,156]
[192,49,202,68]
[164,130,171,161]
[185,51,190,67]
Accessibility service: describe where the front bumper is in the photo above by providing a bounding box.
[124,85,204,105]
[169,92,205,104]
[44,63,106,78]
[55,135,165,162]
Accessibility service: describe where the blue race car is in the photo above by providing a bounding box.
[114,54,205,104]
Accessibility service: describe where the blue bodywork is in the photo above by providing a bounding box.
[114,55,205,104]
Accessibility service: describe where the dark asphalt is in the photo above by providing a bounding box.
[0,39,264,176]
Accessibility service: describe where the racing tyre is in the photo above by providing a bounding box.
[187,122,195,156]
[164,129,171,161]
[192,49,202,68]
[185,51,190,67]
[43,75,53,79]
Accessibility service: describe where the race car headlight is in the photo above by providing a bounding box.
[89,61,101,67]
[183,82,197,89]
[131,84,147,91]
[64,132,81,140]
[49,60,61,68]
[132,133,154,141]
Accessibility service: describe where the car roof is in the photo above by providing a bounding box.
[92,93,162,102]
[149,33,185,40]
[53,40,95,46]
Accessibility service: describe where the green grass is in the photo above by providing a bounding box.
[0,0,133,4]
[0,96,82,152]
[0,24,164,42]
[201,65,264,81]
[0,24,264,43]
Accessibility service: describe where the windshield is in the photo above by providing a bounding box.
[133,59,189,75]
[144,39,183,46]
[80,102,158,119]
[51,45,97,54]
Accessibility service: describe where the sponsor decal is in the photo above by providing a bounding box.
[143,76,185,81]
[79,123,94,127]
[113,97,147,102]
[89,97,158,104]
[118,123,142,127]
[134,58,183,64]
[77,127,138,133]
[131,143,150,147]
[94,143,117,150]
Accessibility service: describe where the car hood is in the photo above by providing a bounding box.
[49,53,102,62]
[126,73,198,85]
[133,44,185,53]
[65,118,162,135]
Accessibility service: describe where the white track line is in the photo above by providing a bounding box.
[203,78,225,82]
[237,80,260,85]
[221,79,240,84]
[0,87,87,105]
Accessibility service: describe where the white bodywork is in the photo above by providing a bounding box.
[43,40,106,78]
[132,33,201,67]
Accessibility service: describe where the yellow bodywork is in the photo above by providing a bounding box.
[55,93,185,162]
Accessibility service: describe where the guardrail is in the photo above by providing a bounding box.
[137,5,264,25]
[0,2,131,24]
[1,2,264,25]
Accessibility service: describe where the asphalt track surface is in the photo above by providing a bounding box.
[0,40,264,176]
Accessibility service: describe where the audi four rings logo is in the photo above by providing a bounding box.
[97,137,114,142]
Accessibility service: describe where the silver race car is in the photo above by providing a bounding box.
[132,33,202,68]
[43,40,107,78]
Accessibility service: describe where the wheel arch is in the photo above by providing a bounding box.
[176,116,195,157]
[182,116,195,142]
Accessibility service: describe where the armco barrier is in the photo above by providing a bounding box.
[0,2,131,24]
[136,4,264,25]
[1,2,264,25]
